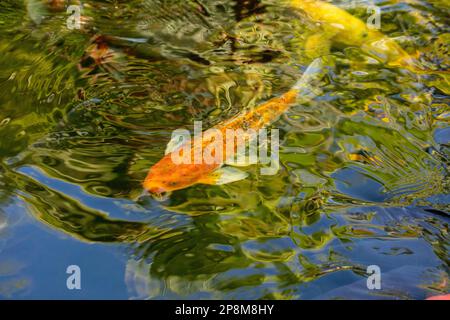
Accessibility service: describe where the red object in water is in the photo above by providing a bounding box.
[426,294,450,300]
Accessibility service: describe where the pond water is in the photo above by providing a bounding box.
[0,0,448,299]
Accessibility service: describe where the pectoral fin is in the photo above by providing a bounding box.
[198,167,248,185]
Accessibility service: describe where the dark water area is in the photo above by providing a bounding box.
[0,0,448,299]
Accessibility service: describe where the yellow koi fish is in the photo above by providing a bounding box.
[144,59,323,196]
[291,0,426,71]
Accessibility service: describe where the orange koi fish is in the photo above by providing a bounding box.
[144,59,324,196]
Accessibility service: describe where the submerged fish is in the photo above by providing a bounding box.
[143,59,324,196]
[290,0,436,73]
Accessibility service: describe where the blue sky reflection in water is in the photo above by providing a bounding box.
[0,0,449,299]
